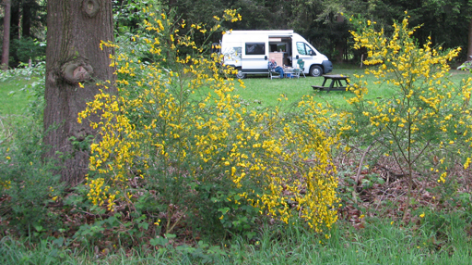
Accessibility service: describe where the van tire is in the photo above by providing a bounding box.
[310,65,323,77]
[236,70,246,79]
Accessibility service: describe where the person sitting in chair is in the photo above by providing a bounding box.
[268,58,284,79]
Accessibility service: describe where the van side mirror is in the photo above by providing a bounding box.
[265,55,268,60]
[296,55,299,59]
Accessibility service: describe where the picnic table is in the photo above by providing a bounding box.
[312,74,350,92]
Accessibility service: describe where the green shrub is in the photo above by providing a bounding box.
[0,116,63,237]
[344,16,472,220]
[10,38,46,67]
[0,61,62,238]
[78,6,340,242]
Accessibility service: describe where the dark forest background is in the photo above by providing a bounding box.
[2,0,472,68]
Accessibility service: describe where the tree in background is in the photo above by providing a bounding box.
[0,0,46,67]
[2,0,472,68]
[399,0,470,61]
[7,0,45,41]
[1,0,10,70]
[322,0,472,63]
[468,17,472,59]
[44,0,116,186]
[2,0,471,68]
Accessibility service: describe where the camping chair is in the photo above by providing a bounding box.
[292,66,301,78]
[268,65,281,79]
[296,59,306,78]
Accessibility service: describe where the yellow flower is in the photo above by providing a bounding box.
[79,9,340,235]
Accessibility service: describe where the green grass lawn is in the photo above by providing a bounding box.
[231,66,471,111]
[0,78,33,115]
[3,65,468,116]
[232,66,361,109]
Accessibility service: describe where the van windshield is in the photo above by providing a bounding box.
[296,42,315,56]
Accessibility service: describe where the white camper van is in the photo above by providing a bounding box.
[220,30,332,78]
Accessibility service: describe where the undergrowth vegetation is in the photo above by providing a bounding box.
[2,7,472,264]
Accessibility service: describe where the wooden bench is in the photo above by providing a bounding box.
[311,85,325,90]
[312,86,348,91]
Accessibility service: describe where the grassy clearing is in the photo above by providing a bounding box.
[0,78,34,116]
[232,66,471,110]
[231,67,360,110]
[0,78,37,141]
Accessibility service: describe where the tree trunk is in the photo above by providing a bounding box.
[1,0,11,70]
[468,17,472,60]
[22,0,32,38]
[10,1,19,40]
[44,0,116,186]
[335,13,344,64]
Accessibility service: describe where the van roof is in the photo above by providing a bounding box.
[225,30,294,36]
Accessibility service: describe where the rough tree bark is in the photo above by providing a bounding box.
[468,17,472,59]
[335,13,345,64]
[1,0,11,70]
[44,0,116,186]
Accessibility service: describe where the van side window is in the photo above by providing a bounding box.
[296,42,316,56]
[224,47,242,61]
[245,43,265,55]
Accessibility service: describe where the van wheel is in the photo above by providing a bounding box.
[236,70,246,79]
[310,65,323,77]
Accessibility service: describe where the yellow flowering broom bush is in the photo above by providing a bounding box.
[78,6,340,237]
[346,15,472,215]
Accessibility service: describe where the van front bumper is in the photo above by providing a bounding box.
[322,60,333,74]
